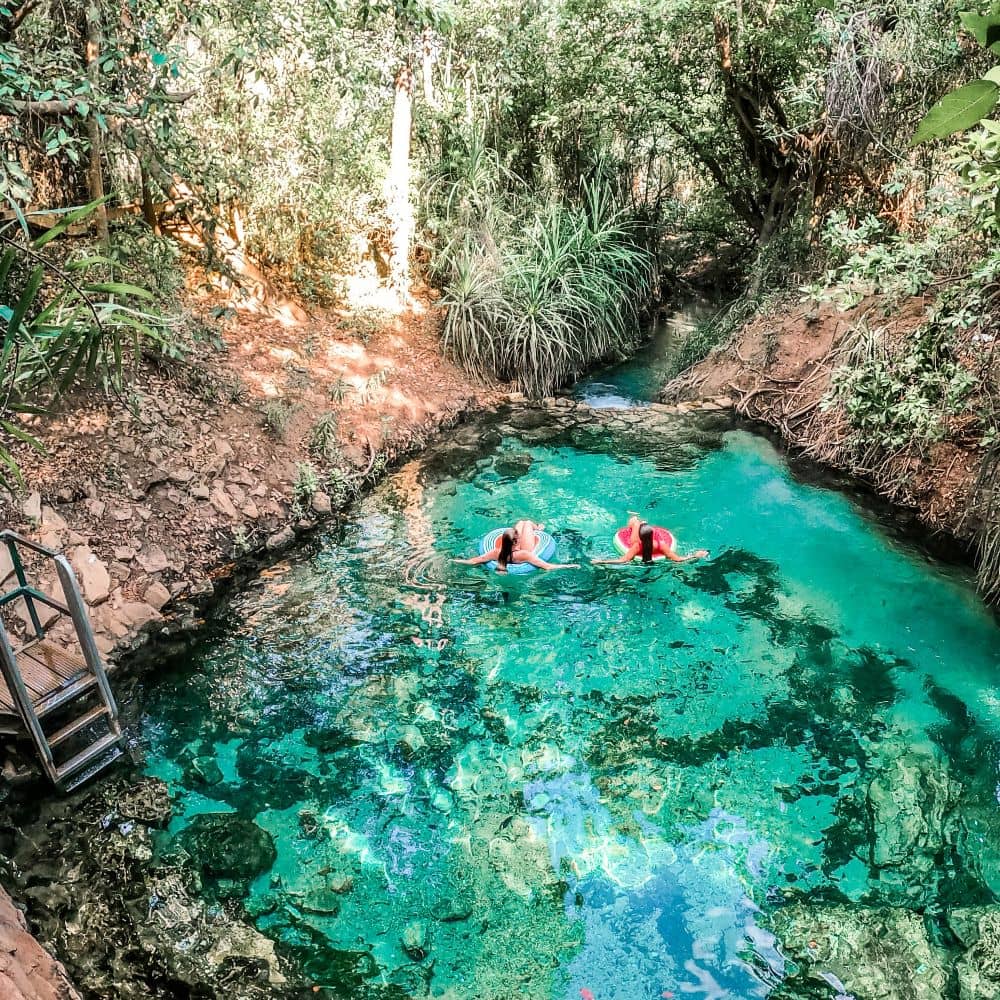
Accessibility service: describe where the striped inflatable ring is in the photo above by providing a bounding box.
[613,525,675,562]
[479,528,556,574]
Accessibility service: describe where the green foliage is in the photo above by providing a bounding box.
[358,369,388,403]
[324,466,355,508]
[328,377,351,403]
[800,196,975,310]
[293,460,320,509]
[261,399,295,439]
[913,9,1000,144]
[826,320,976,451]
[0,204,182,489]
[309,411,340,461]
[438,174,652,396]
[912,79,1000,144]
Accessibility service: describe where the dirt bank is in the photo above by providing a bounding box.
[662,295,992,579]
[0,292,493,672]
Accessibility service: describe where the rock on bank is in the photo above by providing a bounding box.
[0,885,80,1000]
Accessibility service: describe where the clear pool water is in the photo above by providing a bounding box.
[574,301,716,407]
[143,414,1000,999]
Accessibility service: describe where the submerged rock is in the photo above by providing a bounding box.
[183,754,224,787]
[115,777,173,828]
[493,451,533,479]
[864,733,962,902]
[770,903,948,1000]
[174,814,277,882]
[2,775,292,998]
[401,920,429,960]
[949,907,1000,999]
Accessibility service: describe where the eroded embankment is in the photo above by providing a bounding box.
[661,295,995,591]
[0,296,492,677]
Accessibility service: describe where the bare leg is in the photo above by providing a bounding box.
[627,514,642,547]
[514,519,538,552]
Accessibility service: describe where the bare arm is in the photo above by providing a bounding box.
[454,550,499,566]
[515,553,580,570]
[663,548,709,563]
[591,544,641,565]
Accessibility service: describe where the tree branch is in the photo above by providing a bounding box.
[0,0,42,42]
[3,91,195,117]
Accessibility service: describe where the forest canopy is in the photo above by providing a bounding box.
[0,0,994,402]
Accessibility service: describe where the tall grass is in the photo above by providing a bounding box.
[432,160,652,397]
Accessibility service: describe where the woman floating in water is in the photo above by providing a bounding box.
[455,519,580,573]
[592,512,709,566]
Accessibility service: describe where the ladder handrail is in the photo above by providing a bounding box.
[0,629,57,782]
[0,529,123,788]
[0,530,64,560]
[0,586,71,615]
[2,532,45,638]
[51,555,120,731]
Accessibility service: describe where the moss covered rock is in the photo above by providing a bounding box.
[949,907,1000,999]
[770,903,948,1000]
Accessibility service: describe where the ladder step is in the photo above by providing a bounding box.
[56,731,121,781]
[34,673,98,718]
[62,745,123,794]
[48,704,110,748]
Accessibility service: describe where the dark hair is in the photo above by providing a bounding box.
[639,522,654,563]
[497,528,517,571]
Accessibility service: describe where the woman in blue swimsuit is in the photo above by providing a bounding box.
[455,519,579,573]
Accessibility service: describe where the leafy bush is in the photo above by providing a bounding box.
[800,206,967,310]
[0,205,178,489]
[437,176,652,397]
[261,399,295,439]
[309,412,340,462]
[293,461,320,510]
[825,320,976,450]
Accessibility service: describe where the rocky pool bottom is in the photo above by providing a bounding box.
[2,403,1000,1000]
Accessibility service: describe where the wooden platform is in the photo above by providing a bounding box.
[0,638,92,736]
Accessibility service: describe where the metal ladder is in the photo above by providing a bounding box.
[0,530,124,791]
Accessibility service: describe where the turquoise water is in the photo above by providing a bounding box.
[143,415,1000,998]
[574,301,715,407]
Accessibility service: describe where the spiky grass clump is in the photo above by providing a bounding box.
[437,177,652,397]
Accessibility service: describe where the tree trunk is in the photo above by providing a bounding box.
[421,27,436,108]
[84,0,109,247]
[386,63,413,296]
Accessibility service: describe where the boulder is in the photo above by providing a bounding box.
[70,547,111,605]
[174,814,277,882]
[137,544,169,574]
[310,491,332,516]
[865,734,961,901]
[401,920,429,960]
[209,486,239,520]
[119,602,161,630]
[143,581,171,611]
[40,506,68,531]
[266,526,295,551]
[949,908,1000,999]
[22,491,41,522]
[115,778,173,828]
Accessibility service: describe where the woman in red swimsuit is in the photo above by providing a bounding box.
[592,512,709,565]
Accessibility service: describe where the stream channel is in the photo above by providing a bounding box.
[2,307,1000,1000]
